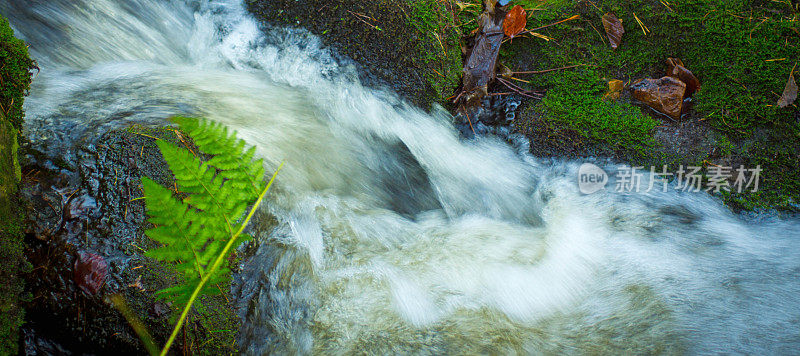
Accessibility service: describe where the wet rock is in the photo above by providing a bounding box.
[630,77,687,119]
[454,93,521,139]
[19,126,240,354]
[66,194,97,220]
[248,0,461,109]
[22,329,71,356]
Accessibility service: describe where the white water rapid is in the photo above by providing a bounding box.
[3,0,799,354]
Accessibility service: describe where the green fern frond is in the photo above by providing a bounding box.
[142,117,271,311]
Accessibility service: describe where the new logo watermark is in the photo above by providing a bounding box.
[577,163,762,195]
[578,163,609,194]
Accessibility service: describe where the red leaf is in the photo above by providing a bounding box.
[503,5,527,38]
[602,13,625,49]
[74,252,107,295]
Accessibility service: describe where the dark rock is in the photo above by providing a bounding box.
[66,195,97,220]
[19,126,240,355]
[454,94,521,139]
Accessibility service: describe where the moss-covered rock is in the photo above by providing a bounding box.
[0,16,34,132]
[247,0,463,109]
[0,14,34,355]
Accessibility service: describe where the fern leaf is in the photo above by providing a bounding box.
[142,117,274,313]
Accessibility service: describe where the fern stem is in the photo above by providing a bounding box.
[160,162,284,356]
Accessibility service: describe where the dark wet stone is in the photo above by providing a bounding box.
[19,126,240,355]
[248,0,458,109]
[66,195,97,220]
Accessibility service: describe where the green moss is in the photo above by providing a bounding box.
[664,1,796,134]
[0,16,35,131]
[132,257,239,355]
[407,0,464,103]
[537,68,659,153]
[665,0,799,209]
[505,0,799,210]
[0,14,34,355]
[0,194,25,356]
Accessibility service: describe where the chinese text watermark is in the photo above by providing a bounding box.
[578,163,762,194]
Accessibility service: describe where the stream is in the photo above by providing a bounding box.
[3,0,800,354]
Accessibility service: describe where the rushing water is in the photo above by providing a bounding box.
[4,0,800,354]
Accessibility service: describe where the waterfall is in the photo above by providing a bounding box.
[4,0,799,353]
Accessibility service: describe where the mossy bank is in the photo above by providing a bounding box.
[254,0,800,211]
[247,0,463,109]
[0,15,35,354]
[504,0,800,211]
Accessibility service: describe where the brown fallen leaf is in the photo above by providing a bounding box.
[777,69,797,108]
[604,79,624,100]
[503,5,527,39]
[459,7,505,108]
[666,58,701,97]
[665,57,684,68]
[602,13,625,49]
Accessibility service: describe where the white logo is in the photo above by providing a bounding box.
[578,163,608,194]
